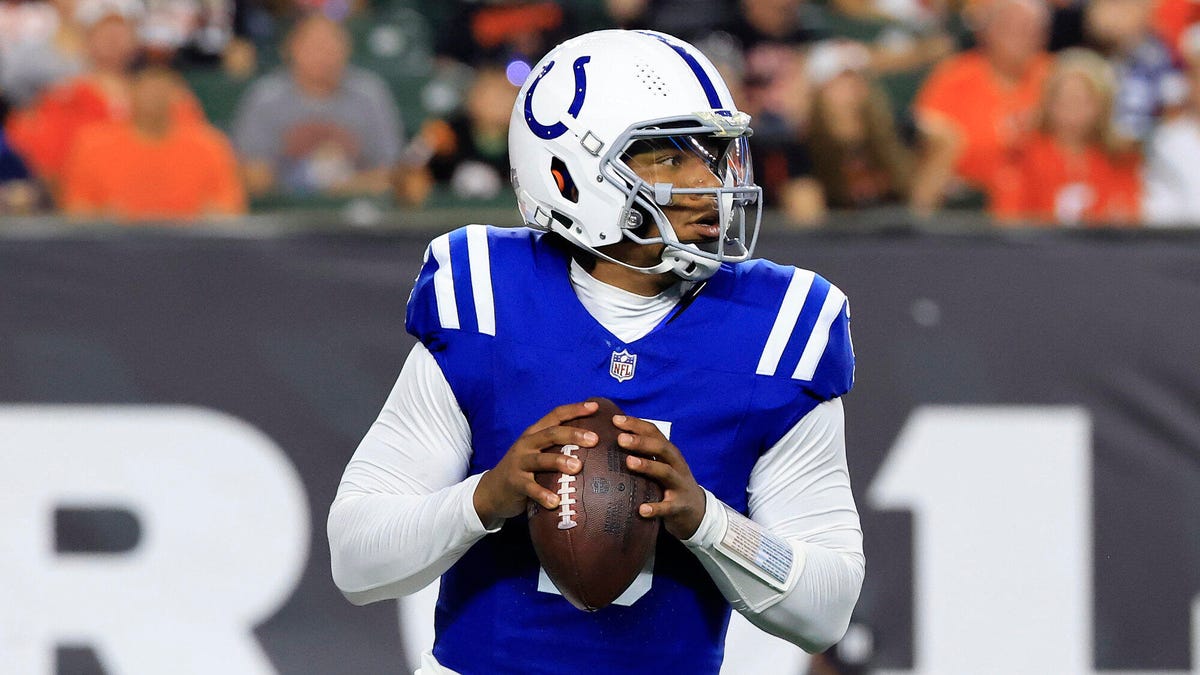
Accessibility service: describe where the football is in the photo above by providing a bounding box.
[528,397,661,611]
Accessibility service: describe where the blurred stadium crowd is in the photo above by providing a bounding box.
[2,0,1200,228]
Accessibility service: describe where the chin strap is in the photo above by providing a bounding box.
[554,221,719,281]
[663,248,721,281]
[594,242,720,281]
[627,199,726,281]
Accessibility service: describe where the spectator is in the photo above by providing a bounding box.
[397,63,517,205]
[743,46,810,216]
[727,0,824,135]
[59,65,245,221]
[0,99,41,214]
[139,0,238,67]
[909,0,1051,216]
[718,0,820,218]
[826,0,940,28]
[992,48,1140,226]
[604,0,732,41]
[5,0,204,193]
[784,39,912,225]
[1084,0,1181,143]
[1047,0,1087,52]
[1154,0,1200,62]
[1143,25,1200,227]
[725,0,824,50]
[434,1,574,68]
[124,0,258,81]
[0,0,59,51]
[421,0,585,129]
[823,0,958,82]
[231,13,404,198]
[0,0,86,108]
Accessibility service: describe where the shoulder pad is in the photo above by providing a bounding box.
[751,265,854,399]
[406,224,499,343]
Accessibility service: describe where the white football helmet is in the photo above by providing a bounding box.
[508,29,762,281]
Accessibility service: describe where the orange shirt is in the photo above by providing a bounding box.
[61,120,246,221]
[5,76,203,184]
[1154,0,1200,61]
[914,50,1051,191]
[990,133,1141,226]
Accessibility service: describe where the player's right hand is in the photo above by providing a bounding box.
[472,400,599,529]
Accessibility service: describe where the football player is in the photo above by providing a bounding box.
[328,29,864,674]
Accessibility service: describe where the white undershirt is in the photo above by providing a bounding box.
[567,259,688,342]
[328,267,865,655]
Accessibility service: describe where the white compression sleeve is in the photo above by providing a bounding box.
[327,342,495,606]
[683,398,865,653]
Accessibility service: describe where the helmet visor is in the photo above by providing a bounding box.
[613,130,761,262]
[619,133,753,198]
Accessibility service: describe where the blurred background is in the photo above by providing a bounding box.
[1,0,1199,674]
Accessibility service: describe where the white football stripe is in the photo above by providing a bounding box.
[430,234,459,330]
[755,269,815,376]
[792,286,846,381]
[465,225,496,336]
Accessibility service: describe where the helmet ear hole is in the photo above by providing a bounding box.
[550,157,579,203]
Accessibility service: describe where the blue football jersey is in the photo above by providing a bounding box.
[405,225,854,675]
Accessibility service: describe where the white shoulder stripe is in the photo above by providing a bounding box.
[792,286,846,381]
[429,234,459,330]
[756,269,815,376]
[465,225,495,336]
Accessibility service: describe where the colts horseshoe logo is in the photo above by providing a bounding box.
[524,55,591,140]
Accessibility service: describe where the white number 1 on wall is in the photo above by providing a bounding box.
[870,405,1199,675]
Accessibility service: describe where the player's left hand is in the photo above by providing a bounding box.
[614,414,706,540]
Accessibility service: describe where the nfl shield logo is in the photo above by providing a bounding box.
[609,349,637,382]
